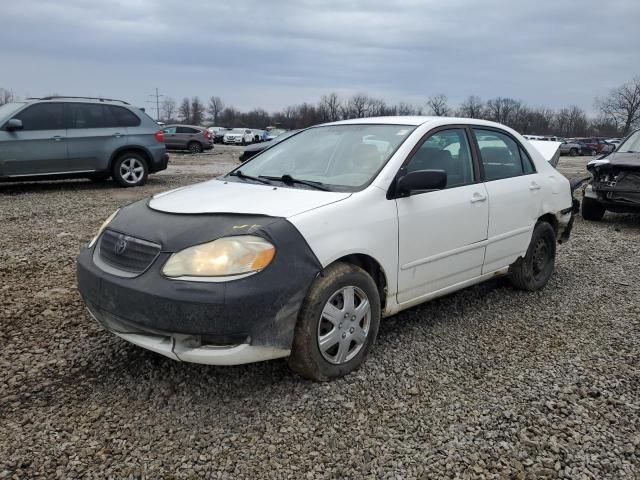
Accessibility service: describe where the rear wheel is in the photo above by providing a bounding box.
[112,153,148,187]
[582,197,606,221]
[509,221,556,291]
[188,142,203,154]
[288,262,381,381]
[569,148,577,157]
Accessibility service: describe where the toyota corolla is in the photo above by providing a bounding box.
[77,117,575,380]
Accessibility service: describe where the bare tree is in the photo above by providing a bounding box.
[178,98,191,124]
[457,95,484,118]
[596,76,640,134]
[161,97,176,123]
[426,94,450,116]
[396,102,417,116]
[207,96,224,125]
[319,93,341,122]
[190,96,205,125]
[0,88,14,105]
[344,93,369,119]
[555,106,588,137]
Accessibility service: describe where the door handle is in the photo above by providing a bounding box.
[529,182,542,191]
[470,192,487,203]
[113,133,122,138]
[52,136,64,142]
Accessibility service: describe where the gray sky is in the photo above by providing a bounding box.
[2,0,639,115]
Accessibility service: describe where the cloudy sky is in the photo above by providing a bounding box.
[1,0,639,116]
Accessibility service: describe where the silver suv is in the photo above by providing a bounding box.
[0,96,169,187]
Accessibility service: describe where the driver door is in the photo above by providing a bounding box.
[395,127,489,304]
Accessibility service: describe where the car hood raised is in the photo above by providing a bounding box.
[588,151,640,169]
[148,179,351,217]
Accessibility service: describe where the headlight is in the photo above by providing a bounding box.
[88,209,119,248]
[162,235,276,278]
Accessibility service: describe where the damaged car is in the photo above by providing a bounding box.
[582,128,640,221]
[77,117,575,381]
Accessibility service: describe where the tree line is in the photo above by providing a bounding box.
[2,75,639,137]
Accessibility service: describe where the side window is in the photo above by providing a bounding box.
[67,103,105,129]
[405,128,475,188]
[106,106,140,127]
[474,129,527,181]
[14,103,64,130]
[163,127,177,134]
[176,126,196,134]
[520,147,536,174]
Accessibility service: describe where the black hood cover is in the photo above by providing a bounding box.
[590,152,640,170]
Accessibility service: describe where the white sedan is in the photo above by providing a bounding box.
[77,117,575,381]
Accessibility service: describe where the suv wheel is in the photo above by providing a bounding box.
[288,262,381,381]
[582,197,606,221]
[569,148,578,157]
[112,153,148,187]
[188,142,203,154]
[508,221,556,291]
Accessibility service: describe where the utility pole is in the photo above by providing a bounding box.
[146,88,164,121]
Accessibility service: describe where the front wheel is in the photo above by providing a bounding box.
[288,262,381,381]
[509,221,556,291]
[112,153,148,187]
[582,197,605,221]
[569,148,577,157]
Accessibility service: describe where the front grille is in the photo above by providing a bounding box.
[98,229,160,274]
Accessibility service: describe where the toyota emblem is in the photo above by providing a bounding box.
[114,235,128,255]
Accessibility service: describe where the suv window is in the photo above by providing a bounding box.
[14,103,64,130]
[177,127,199,134]
[106,106,140,127]
[163,127,177,134]
[67,103,106,129]
[474,129,533,181]
[405,128,475,188]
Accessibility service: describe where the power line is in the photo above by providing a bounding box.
[146,88,164,121]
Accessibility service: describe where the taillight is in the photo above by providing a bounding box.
[204,130,211,139]
[155,130,165,143]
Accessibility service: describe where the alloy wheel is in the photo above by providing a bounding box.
[119,158,144,184]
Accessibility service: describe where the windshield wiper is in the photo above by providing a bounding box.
[228,170,273,185]
[259,174,329,191]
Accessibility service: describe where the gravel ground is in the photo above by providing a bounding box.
[1,149,639,479]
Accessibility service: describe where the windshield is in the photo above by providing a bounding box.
[618,130,640,153]
[0,102,27,121]
[227,124,416,192]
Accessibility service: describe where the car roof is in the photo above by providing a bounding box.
[323,116,514,129]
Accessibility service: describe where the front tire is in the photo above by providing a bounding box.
[112,153,148,187]
[188,142,203,154]
[569,148,577,157]
[508,221,556,291]
[288,262,381,381]
[582,197,605,221]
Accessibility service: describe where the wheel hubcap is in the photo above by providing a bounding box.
[119,158,144,184]
[317,286,371,365]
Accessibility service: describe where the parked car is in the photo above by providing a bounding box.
[582,128,640,220]
[559,139,583,156]
[77,116,575,380]
[250,129,268,143]
[206,126,227,144]
[265,128,288,141]
[223,128,254,145]
[606,138,622,147]
[163,125,213,153]
[574,137,614,155]
[0,96,168,187]
[239,130,299,162]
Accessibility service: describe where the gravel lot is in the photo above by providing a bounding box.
[1,147,639,479]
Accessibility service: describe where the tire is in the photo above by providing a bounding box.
[112,152,148,187]
[569,148,577,157]
[582,196,605,221]
[508,221,556,291]
[288,262,381,381]
[188,142,203,154]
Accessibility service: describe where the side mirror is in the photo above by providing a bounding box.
[396,169,447,197]
[5,118,23,131]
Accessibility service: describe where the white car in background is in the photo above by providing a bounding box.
[78,116,575,381]
[223,128,254,145]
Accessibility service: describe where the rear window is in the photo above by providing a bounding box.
[66,103,141,129]
[105,105,140,127]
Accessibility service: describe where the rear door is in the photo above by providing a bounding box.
[396,127,489,303]
[65,103,128,172]
[176,126,200,148]
[0,102,67,176]
[472,128,543,273]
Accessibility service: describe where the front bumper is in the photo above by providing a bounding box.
[76,203,322,365]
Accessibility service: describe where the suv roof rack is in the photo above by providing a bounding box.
[36,96,130,105]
